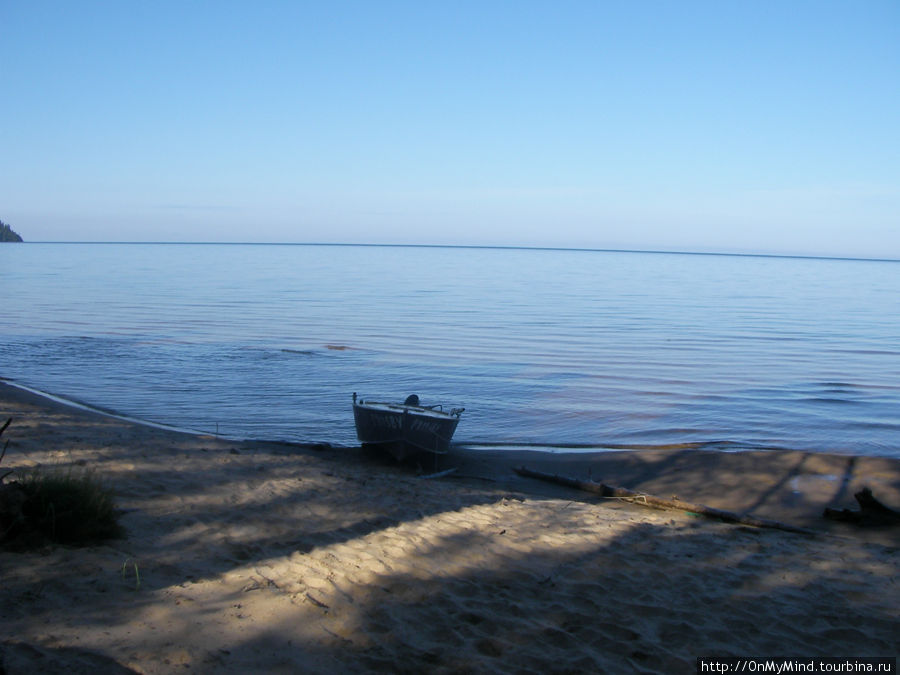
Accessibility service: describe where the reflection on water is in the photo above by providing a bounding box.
[1,243,899,457]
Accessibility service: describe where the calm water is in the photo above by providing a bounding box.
[2,243,899,457]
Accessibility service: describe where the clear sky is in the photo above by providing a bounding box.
[2,1,898,257]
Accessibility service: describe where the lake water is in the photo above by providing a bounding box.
[1,243,898,457]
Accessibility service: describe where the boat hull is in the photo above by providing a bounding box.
[353,395,462,460]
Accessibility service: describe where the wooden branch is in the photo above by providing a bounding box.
[823,487,900,527]
[0,418,10,471]
[514,466,816,535]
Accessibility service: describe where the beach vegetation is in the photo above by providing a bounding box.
[14,466,125,545]
[122,557,142,590]
[0,418,125,548]
[0,219,23,242]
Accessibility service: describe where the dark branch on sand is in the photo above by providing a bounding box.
[823,487,900,527]
[513,465,817,535]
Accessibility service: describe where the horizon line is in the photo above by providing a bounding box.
[9,240,900,264]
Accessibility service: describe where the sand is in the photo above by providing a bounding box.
[0,380,897,673]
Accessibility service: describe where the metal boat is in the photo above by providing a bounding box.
[352,393,464,459]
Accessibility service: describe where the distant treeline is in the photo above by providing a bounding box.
[0,220,23,242]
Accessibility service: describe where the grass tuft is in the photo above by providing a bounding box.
[15,467,125,545]
[1,418,124,548]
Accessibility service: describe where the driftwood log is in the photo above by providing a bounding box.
[823,487,900,527]
[514,466,816,535]
[1,417,12,482]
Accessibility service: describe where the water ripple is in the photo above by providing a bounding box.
[2,244,899,457]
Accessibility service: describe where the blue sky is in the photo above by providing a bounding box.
[2,1,898,257]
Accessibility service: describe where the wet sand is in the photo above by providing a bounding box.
[1,381,898,673]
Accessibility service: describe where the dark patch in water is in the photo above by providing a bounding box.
[801,397,859,405]
[800,396,861,405]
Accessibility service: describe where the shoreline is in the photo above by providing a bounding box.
[0,377,220,438]
[4,378,899,534]
[2,378,829,456]
[1,380,898,672]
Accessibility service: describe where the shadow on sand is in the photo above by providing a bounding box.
[1,384,898,673]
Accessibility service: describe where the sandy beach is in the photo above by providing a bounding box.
[1,380,897,673]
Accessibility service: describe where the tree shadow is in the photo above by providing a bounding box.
[161,506,899,673]
[1,390,899,673]
[1,640,139,674]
